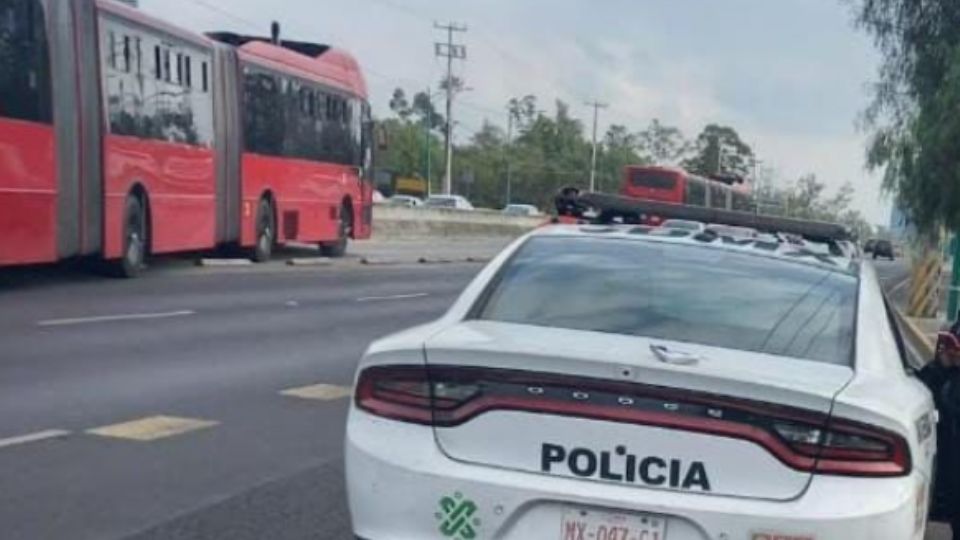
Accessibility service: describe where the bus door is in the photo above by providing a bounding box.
[355,103,375,239]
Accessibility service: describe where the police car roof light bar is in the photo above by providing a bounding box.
[555,190,852,243]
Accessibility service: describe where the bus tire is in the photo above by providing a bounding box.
[252,198,275,263]
[114,194,147,278]
[321,202,352,258]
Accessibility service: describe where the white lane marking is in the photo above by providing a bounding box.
[0,429,70,449]
[888,276,910,296]
[356,293,430,303]
[37,310,196,327]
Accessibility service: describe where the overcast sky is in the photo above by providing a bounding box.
[139,0,890,225]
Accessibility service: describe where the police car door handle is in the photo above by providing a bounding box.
[650,344,701,366]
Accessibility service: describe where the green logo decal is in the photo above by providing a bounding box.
[435,492,481,539]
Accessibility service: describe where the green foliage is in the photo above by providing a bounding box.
[854,0,960,231]
[636,119,689,165]
[757,174,873,239]
[378,88,868,224]
[682,124,754,177]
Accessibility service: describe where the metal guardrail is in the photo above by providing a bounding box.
[908,253,942,318]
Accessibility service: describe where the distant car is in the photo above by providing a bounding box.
[873,239,895,260]
[837,240,862,259]
[424,194,475,211]
[502,204,541,217]
[660,219,705,232]
[863,239,877,253]
[388,195,423,208]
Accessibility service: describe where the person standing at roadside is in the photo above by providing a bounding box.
[921,323,960,539]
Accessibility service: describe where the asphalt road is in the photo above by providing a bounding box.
[0,261,482,540]
[0,255,951,540]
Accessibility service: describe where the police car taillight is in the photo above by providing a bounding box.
[356,365,910,477]
[773,419,910,477]
[355,366,480,425]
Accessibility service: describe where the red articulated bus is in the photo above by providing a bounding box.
[621,165,752,224]
[0,0,373,276]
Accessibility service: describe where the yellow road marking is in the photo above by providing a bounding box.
[280,383,352,401]
[86,415,218,441]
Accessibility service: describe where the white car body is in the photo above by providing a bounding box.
[425,194,475,211]
[346,225,937,540]
[388,195,423,208]
[503,204,542,217]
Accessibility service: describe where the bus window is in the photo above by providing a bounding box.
[684,176,707,206]
[630,170,676,190]
[242,65,362,167]
[733,191,753,212]
[709,183,729,209]
[0,0,52,124]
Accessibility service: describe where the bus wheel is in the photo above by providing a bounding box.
[115,195,146,278]
[252,198,275,263]
[321,202,352,258]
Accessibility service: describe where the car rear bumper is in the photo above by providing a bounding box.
[346,410,928,540]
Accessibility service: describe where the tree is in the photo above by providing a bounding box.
[853,0,960,232]
[774,175,872,238]
[456,121,505,204]
[378,118,424,178]
[637,119,688,165]
[786,174,827,220]
[508,95,538,130]
[682,124,754,177]
[388,88,411,120]
[409,91,445,131]
[596,124,647,192]
[381,89,444,189]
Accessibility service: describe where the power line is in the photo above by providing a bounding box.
[356,0,590,122]
[184,0,261,30]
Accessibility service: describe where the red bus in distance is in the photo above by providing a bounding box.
[0,0,373,276]
[621,165,753,224]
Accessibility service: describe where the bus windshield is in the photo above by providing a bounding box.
[630,170,677,190]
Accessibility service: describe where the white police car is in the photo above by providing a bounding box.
[346,221,939,540]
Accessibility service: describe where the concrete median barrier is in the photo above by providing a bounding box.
[371,205,544,240]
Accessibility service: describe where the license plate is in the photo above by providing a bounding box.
[559,508,667,540]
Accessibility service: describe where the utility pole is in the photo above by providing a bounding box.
[715,135,724,175]
[424,87,433,196]
[752,157,763,215]
[434,22,467,195]
[504,107,515,206]
[585,100,608,192]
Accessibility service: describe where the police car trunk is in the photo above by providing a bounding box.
[409,230,901,503]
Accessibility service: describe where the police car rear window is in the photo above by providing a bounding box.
[475,236,857,366]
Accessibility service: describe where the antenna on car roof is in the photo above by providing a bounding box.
[270,21,280,45]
